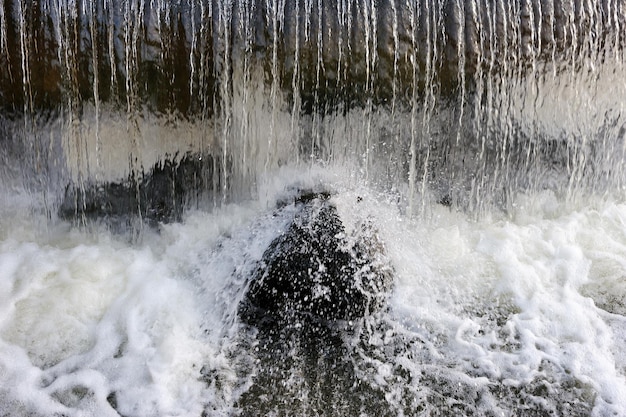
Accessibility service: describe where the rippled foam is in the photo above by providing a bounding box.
[0,172,625,416]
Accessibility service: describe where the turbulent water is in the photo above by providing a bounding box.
[2,174,626,416]
[1,0,626,416]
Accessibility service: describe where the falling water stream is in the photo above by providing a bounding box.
[1,1,626,416]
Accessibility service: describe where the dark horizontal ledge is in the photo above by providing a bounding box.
[1,0,623,115]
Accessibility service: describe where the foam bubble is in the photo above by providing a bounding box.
[0,176,625,415]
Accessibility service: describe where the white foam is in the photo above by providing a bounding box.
[0,209,234,415]
[0,175,625,415]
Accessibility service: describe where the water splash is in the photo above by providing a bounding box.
[2,2,626,415]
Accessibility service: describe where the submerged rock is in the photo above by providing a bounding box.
[239,191,393,325]
[231,191,395,415]
[59,153,220,228]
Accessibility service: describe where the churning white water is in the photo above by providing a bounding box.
[1,168,626,416]
[1,0,626,415]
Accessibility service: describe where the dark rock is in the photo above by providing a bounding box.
[239,192,393,325]
[232,319,395,417]
[232,195,395,414]
[58,153,219,228]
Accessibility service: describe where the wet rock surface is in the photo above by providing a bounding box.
[232,319,395,417]
[3,0,618,115]
[230,191,396,415]
[239,191,393,326]
[58,153,219,228]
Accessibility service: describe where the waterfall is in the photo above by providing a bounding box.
[0,0,624,215]
[2,2,626,416]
